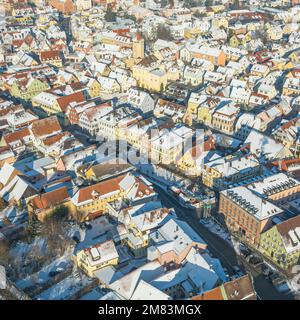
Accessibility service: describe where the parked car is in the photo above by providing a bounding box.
[261,263,272,277]
[72,235,80,243]
[49,270,61,278]
[231,274,241,280]
[223,267,230,280]
[240,246,251,258]
[269,272,281,284]
[248,255,263,266]
[232,265,244,277]
[200,219,210,225]
[84,222,92,230]
[275,280,291,295]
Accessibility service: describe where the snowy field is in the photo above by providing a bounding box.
[10,236,48,263]
[16,249,73,291]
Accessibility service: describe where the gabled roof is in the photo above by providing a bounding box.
[3,127,31,144]
[29,186,69,210]
[192,286,224,300]
[56,91,85,112]
[30,116,61,138]
[223,275,257,300]
[40,50,61,61]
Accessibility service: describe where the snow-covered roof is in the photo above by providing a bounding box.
[109,260,164,300]
[222,187,283,221]
[244,130,290,160]
[247,173,299,198]
[131,280,171,300]
[151,218,207,256]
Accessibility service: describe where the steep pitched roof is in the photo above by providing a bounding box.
[3,127,31,144]
[57,91,86,112]
[30,116,61,138]
[276,215,300,239]
[192,286,224,300]
[29,186,69,210]
[223,275,257,300]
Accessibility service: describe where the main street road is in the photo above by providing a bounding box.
[154,184,291,300]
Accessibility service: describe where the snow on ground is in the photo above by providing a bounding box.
[16,248,73,290]
[117,257,148,275]
[35,271,93,300]
[199,219,241,254]
[10,236,47,262]
[80,287,106,300]
[0,206,28,226]
[67,216,116,254]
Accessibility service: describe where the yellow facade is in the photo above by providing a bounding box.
[260,226,300,270]
[283,87,300,96]
[11,79,49,101]
[132,38,145,60]
[76,249,119,277]
[88,80,101,98]
[132,66,168,92]
[197,106,212,125]
[177,151,201,177]
[289,52,300,63]
[32,98,60,115]
[202,166,221,188]
[229,35,240,48]
[187,100,199,117]
[77,191,125,220]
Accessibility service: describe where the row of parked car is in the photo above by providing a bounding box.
[240,246,293,296]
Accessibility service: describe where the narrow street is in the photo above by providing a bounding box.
[153,184,291,300]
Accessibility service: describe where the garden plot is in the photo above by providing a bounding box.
[35,271,94,300]
[16,248,73,291]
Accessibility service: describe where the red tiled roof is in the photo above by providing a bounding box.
[57,91,86,113]
[30,186,69,210]
[40,50,61,61]
[280,117,300,130]
[271,158,300,172]
[77,175,125,204]
[3,127,30,144]
[192,286,224,300]
[31,116,61,138]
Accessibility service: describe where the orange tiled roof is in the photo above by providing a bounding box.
[3,127,31,144]
[29,186,69,210]
[77,174,126,204]
[40,50,61,61]
[57,91,85,113]
[42,132,70,146]
[31,116,61,138]
[192,286,224,300]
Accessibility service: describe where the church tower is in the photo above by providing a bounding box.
[132,32,145,60]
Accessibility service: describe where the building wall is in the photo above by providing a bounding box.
[132,66,168,92]
[260,227,300,270]
[75,190,126,220]
[218,193,268,246]
[76,250,119,277]
[192,51,226,67]
[267,185,300,204]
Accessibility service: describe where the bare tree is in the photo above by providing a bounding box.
[0,239,10,267]
[156,24,173,41]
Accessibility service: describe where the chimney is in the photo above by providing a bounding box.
[278,159,282,171]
